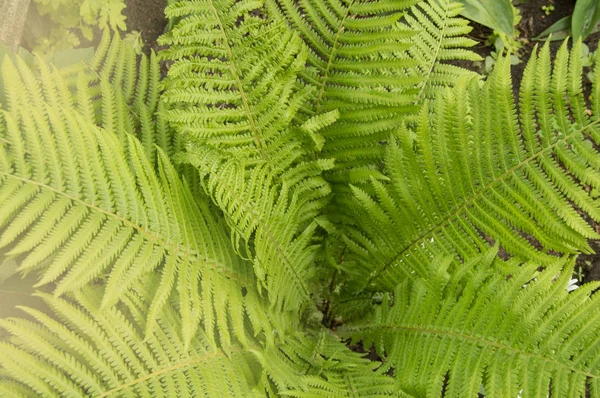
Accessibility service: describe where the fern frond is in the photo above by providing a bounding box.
[0,286,268,397]
[80,32,180,169]
[159,1,341,312]
[159,1,315,165]
[399,0,481,102]
[265,331,403,397]
[266,0,479,178]
[180,144,334,312]
[265,0,417,172]
[0,282,407,397]
[340,249,600,397]
[0,55,265,346]
[345,41,600,291]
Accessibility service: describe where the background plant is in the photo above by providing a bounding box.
[23,0,126,54]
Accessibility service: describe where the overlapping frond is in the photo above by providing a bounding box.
[399,0,481,102]
[0,285,267,397]
[265,331,403,397]
[0,281,404,397]
[73,32,180,169]
[0,54,266,346]
[158,0,339,312]
[180,144,334,312]
[345,42,600,291]
[265,0,418,174]
[159,0,314,164]
[340,249,600,397]
[266,0,479,179]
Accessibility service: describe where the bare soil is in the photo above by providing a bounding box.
[124,0,168,53]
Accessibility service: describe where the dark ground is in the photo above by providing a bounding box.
[475,1,598,86]
[120,0,600,283]
[124,0,168,52]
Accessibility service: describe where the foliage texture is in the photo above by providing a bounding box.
[0,0,600,397]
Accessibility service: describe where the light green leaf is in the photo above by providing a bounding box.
[572,0,600,40]
[457,0,514,36]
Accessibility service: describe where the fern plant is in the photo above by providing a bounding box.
[1,0,600,396]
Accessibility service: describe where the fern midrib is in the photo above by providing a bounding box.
[314,2,353,113]
[0,172,253,287]
[344,372,359,398]
[98,348,244,397]
[208,0,268,161]
[366,118,600,286]
[343,324,598,378]
[413,0,451,103]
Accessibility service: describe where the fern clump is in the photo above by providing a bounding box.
[0,0,600,397]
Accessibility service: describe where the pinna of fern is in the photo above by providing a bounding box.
[343,41,600,295]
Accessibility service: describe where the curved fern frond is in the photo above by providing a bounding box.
[265,331,403,397]
[265,0,479,178]
[346,41,600,291]
[0,55,266,346]
[180,144,334,312]
[400,0,481,102]
[0,282,403,397]
[75,32,179,169]
[0,286,268,397]
[158,1,341,312]
[159,0,315,165]
[340,249,600,397]
[265,0,417,172]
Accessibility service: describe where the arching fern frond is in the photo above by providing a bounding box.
[159,1,341,312]
[340,249,600,397]
[0,285,269,397]
[265,331,403,397]
[345,41,600,291]
[265,0,479,179]
[73,32,179,170]
[0,55,266,346]
[399,0,481,102]
[158,0,315,165]
[0,282,403,397]
[180,144,334,312]
[265,0,418,174]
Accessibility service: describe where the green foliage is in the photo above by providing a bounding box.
[0,0,599,397]
[24,0,127,54]
[341,249,600,397]
[343,42,600,293]
[456,0,515,37]
[536,0,600,42]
